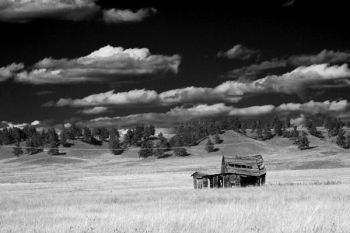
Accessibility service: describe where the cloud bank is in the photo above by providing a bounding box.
[81,100,349,127]
[226,49,350,80]
[0,63,24,82]
[52,63,350,107]
[0,0,99,22]
[103,8,157,24]
[8,45,181,84]
[0,0,157,23]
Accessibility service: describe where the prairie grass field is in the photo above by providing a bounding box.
[1,130,350,233]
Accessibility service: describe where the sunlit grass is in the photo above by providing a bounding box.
[1,170,350,233]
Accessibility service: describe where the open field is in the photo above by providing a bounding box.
[1,130,350,233]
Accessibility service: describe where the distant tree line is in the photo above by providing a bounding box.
[170,114,350,151]
[1,113,349,158]
[0,125,61,156]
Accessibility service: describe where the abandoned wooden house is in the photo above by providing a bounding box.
[191,155,266,189]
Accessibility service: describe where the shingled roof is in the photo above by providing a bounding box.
[221,155,266,176]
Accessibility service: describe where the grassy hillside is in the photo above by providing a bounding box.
[0,128,349,182]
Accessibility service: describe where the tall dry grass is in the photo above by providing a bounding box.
[1,170,350,233]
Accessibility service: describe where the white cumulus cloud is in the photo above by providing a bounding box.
[277,100,349,114]
[103,8,157,24]
[218,44,259,60]
[80,106,108,115]
[0,63,24,82]
[14,45,181,84]
[0,0,158,23]
[0,0,100,22]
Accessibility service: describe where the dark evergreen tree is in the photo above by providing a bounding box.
[336,128,346,148]
[134,124,145,144]
[64,126,75,140]
[263,124,273,140]
[10,127,21,143]
[22,125,37,140]
[250,120,257,132]
[214,121,222,134]
[328,119,343,137]
[158,132,170,151]
[272,116,283,136]
[172,135,187,156]
[1,128,11,145]
[284,116,291,128]
[256,120,263,139]
[60,128,69,147]
[109,128,119,139]
[281,124,287,137]
[69,123,82,139]
[123,129,134,146]
[213,134,222,144]
[323,116,334,130]
[25,138,32,154]
[100,127,109,141]
[297,132,309,150]
[92,128,102,139]
[291,126,299,142]
[205,138,215,153]
[241,121,247,135]
[307,119,323,138]
[13,142,23,157]
[231,118,241,131]
[47,128,59,155]
[31,132,43,154]
[138,140,154,158]
[82,127,93,144]
[345,134,350,149]
[143,124,155,139]
[109,133,123,155]
[40,130,49,145]
[153,141,164,158]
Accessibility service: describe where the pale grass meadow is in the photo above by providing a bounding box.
[1,168,350,233]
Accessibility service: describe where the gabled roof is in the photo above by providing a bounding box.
[223,155,264,165]
[222,155,266,176]
[191,171,208,178]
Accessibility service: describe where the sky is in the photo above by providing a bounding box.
[0,0,350,128]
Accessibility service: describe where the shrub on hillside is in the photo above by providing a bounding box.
[174,147,187,157]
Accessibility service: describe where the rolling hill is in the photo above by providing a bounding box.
[0,128,349,183]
